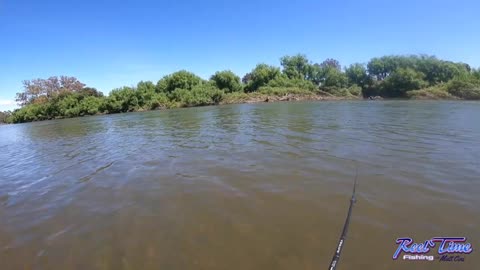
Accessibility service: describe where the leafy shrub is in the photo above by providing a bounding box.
[156,71,204,93]
[380,68,428,97]
[147,93,170,109]
[79,96,104,115]
[243,64,282,92]
[210,70,243,93]
[322,68,349,88]
[445,78,480,100]
[267,77,317,91]
[10,103,51,123]
[105,87,138,113]
[406,85,454,99]
[0,111,12,124]
[170,85,225,107]
[346,85,362,96]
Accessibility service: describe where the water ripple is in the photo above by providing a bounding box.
[0,101,479,269]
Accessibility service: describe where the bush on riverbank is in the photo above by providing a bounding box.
[444,77,480,99]
[5,54,480,123]
[156,70,204,93]
[406,85,455,100]
[210,70,243,93]
[0,111,12,124]
[9,103,51,122]
[407,76,480,100]
[170,85,225,107]
[9,91,106,123]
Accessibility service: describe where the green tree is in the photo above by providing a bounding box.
[56,93,81,117]
[280,54,312,80]
[322,68,348,88]
[367,55,470,84]
[170,84,224,107]
[156,70,203,93]
[0,111,12,124]
[445,76,480,100]
[105,87,138,113]
[415,56,467,84]
[136,81,170,109]
[473,69,480,80]
[136,81,156,109]
[345,63,370,88]
[210,70,243,93]
[243,64,282,92]
[137,81,156,93]
[78,96,104,115]
[367,57,392,81]
[381,68,428,97]
[309,59,346,89]
[308,64,323,86]
[10,103,52,123]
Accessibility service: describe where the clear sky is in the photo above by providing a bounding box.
[1,0,479,111]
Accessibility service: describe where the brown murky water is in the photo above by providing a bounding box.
[0,101,479,270]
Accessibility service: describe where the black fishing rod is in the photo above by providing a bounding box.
[328,166,358,270]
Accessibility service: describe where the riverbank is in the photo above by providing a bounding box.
[4,91,478,125]
[6,53,480,124]
[2,86,366,124]
[1,93,360,125]
[220,91,360,105]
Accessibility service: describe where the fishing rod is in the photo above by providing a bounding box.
[328,166,358,270]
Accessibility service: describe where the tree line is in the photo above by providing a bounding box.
[2,54,479,124]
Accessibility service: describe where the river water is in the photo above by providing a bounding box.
[0,101,479,269]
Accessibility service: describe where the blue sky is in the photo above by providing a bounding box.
[1,0,479,111]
